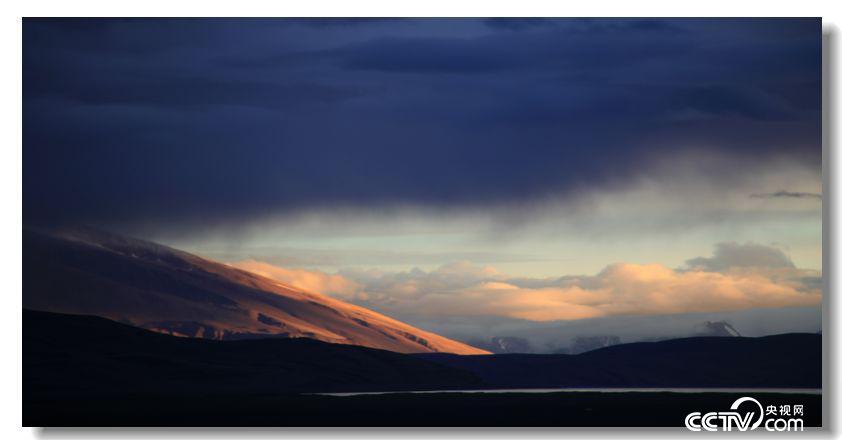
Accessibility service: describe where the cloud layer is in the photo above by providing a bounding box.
[231,242,821,323]
[750,191,822,200]
[24,19,821,229]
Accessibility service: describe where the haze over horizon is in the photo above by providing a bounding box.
[24,18,822,347]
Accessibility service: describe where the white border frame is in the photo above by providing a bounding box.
[4,1,840,439]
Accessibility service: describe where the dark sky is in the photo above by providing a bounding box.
[23,18,821,229]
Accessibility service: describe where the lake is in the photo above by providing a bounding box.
[316,387,822,397]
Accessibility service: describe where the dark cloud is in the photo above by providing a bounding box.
[671,85,799,121]
[294,18,407,28]
[684,242,796,272]
[338,25,689,74]
[341,36,519,73]
[23,18,822,229]
[482,18,552,31]
[750,190,823,200]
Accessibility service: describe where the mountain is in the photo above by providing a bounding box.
[24,310,822,426]
[694,320,742,337]
[563,335,622,354]
[468,336,534,354]
[23,309,484,399]
[22,227,488,354]
[419,333,821,388]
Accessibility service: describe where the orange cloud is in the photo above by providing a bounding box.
[363,263,820,321]
[229,259,366,301]
[230,245,821,322]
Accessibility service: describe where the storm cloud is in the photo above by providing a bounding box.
[23,18,821,230]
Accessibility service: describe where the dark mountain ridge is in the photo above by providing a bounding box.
[24,310,822,427]
[23,309,483,400]
[418,332,821,389]
[25,309,821,401]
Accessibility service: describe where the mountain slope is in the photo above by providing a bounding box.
[418,333,821,388]
[22,227,488,354]
[23,309,484,399]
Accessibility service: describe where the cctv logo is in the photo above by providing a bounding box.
[685,397,805,432]
[685,397,764,432]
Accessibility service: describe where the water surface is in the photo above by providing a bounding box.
[317,387,822,397]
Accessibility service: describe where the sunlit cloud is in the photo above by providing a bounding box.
[230,242,821,323]
[231,259,366,300]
